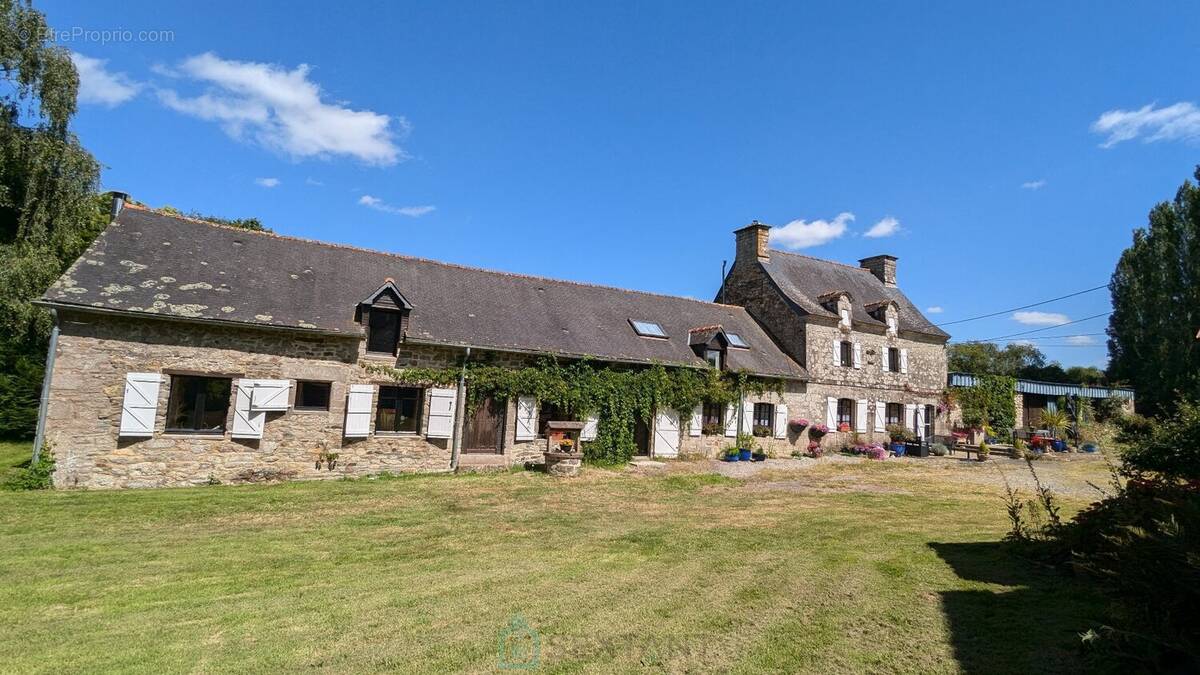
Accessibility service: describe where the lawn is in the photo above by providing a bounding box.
[0,446,1113,673]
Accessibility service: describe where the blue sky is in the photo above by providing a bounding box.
[43,1,1200,369]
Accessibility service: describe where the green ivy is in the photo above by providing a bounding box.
[363,358,783,464]
[958,374,1016,442]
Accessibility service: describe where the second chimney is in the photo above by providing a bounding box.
[859,255,897,287]
[734,220,771,266]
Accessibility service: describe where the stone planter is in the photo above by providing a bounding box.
[544,451,583,477]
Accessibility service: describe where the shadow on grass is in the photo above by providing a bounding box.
[929,541,1108,675]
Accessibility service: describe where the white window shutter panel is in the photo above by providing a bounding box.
[882,347,890,372]
[855,400,868,433]
[426,387,457,439]
[653,410,680,458]
[900,349,909,374]
[232,379,266,439]
[581,415,598,441]
[119,372,161,437]
[724,402,738,437]
[826,396,837,428]
[915,405,926,440]
[689,404,702,437]
[852,342,862,369]
[832,339,840,365]
[774,404,787,439]
[905,403,917,434]
[874,400,887,432]
[515,396,537,441]
[249,379,291,412]
[741,401,754,433]
[344,384,375,438]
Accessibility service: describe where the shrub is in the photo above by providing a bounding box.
[1119,401,1200,481]
[3,445,54,491]
[977,441,990,461]
[885,424,914,443]
[1011,438,1028,459]
[931,442,948,457]
[752,425,771,438]
[865,443,888,460]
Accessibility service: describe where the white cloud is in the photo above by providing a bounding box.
[1091,102,1200,148]
[863,216,900,239]
[254,177,280,188]
[305,177,324,186]
[1065,335,1096,346]
[1010,339,1037,347]
[1021,179,1046,190]
[156,52,404,165]
[925,306,944,314]
[70,52,141,107]
[358,194,435,217]
[770,212,853,249]
[1013,311,1070,326]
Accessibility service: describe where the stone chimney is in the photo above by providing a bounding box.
[734,221,771,266]
[859,255,897,287]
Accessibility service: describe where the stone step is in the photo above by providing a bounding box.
[456,453,509,472]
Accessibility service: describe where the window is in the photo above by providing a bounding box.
[537,402,567,437]
[376,386,422,433]
[837,398,855,428]
[886,402,903,426]
[295,380,331,411]
[705,349,722,369]
[839,341,853,367]
[630,320,667,338]
[702,402,724,429]
[367,309,402,354]
[924,404,934,440]
[166,375,231,433]
[840,308,851,327]
[753,402,774,434]
[888,347,900,373]
[726,332,749,348]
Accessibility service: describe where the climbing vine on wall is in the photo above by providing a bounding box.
[957,374,1016,441]
[362,358,783,464]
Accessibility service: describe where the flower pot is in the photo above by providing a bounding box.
[891,442,906,457]
[1053,440,1066,452]
[722,454,739,462]
[751,453,767,462]
[905,442,929,458]
[738,449,752,462]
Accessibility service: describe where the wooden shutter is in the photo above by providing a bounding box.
[874,400,886,432]
[119,372,161,437]
[232,379,266,439]
[915,405,927,440]
[900,349,909,374]
[741,401,754,434]
[882,347,890,372]
[724,402,738,437]
[689,404,702,437]
[581,415,598,441]
[852,342,862,369]
[344,384,375,438]
[832,339,840,365]
[855,400,868,433]
[826,396,837,428]
[426,387,457,439]
[905,403,917,436]
[249,379,291,412]
[515,396,537,441]
[774,404,788,439]
[653,410,680,458]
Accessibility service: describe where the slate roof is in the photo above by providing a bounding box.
[42,207,807,379]
[758,250,949,340]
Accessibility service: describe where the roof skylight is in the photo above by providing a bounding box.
[629,320,667,338]
[725,332,749,348]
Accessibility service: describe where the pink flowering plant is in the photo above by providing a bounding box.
[789,418,810,431]
[809,423,830,437]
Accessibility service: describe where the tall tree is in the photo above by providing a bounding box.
[1108,167,1200,416]
[0,0,105,437]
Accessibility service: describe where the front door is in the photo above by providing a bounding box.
[634,417,651,456]
[653,410,680,458]
[464,396,502,454]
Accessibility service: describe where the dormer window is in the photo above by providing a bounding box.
[358,279,413,356]
[705,349,722,369]
[367,309,402,354]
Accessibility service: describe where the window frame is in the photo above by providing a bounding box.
[164,374,232,435]
[294,380,332,412]
[725,332,749,349]
[375,385,423,434]
[629,319,667,338]
[701,402,724,431]
[839,340,853,367]
[366,309,403,355]
[704,348,723,369]
[885,402,903,426]
[837,398,855,429]
[888,347,901,373]
[753,402,775,433]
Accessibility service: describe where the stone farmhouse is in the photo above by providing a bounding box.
[35,199,949,488]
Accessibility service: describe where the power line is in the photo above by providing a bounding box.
[934,284,1108,327]
[963,332,1107,343]
[958,312,1112,344]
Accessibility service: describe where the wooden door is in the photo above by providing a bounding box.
[634,417,651,456]
[464,396,502,453]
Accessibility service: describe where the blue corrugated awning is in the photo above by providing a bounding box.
[947,372,1135,400]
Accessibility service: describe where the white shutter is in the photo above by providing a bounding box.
[515,396,537,441]
[905,404,917,436]
[232,379,265,439]
[915,405,927,440]
[250,379,291,412]
[581,415,598,441]
[832,339,840,366]
[900,349,909,374]
[852,342,862,369]
[344,384,375,438]
[724,402,738,437]
[855,400,868,433]
[653,410,680,457]
[741,401,754,434]
[874,400,886,432]
[119,372,161,437]
[426,387,457,439]
[774,404,788,439]
[826,396,837,428]
[887,316,898,335]
[882,347,890,372]
[689,404,702,437]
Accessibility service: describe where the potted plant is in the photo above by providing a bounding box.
[807,441,823,458]
[837,422,851,433]
[559,438,575,452]
[737,433,755,461]
[789,418,809,432]
[323,451,339,470]
[809,423,829,438]
[977,441,990,462]
[751,448,768,462]
[752,425,771,438]
[866,443,888,460]
[886,424,912,456]
[702,422,723,436]
[722,446,739,462]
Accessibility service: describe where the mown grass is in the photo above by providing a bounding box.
[0,439,31,484]
[0,449,1111,673]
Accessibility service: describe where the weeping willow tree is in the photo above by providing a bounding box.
[0,0,108,437]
